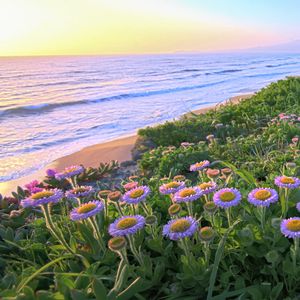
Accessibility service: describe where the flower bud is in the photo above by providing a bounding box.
[123,182,138,191]
[46,169,57,177]
[203,201,217,214]
[160,177,170,182]
[129,175,139,181]
[145,215,157,225]
[168,203,181,216]
[206,168,220,179]
[108,191,122,202]
[199,226,215,242]
[173,175,186,181]
[98,190,111,199]
[108,236,127,252]
[221,168,232,176]
[206,134,215,141]
[265,250,279,264]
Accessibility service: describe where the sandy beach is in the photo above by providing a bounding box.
[0,94,253,196]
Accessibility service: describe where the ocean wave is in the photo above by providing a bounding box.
[244,71,290,78]
[265,62,298,68]
[205,69,242,75]
[0,79,228,118]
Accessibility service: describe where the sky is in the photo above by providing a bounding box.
[0,0,299,56]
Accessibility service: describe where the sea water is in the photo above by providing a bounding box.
[0,53,299,181]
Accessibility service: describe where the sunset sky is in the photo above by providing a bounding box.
[0,0,299,56]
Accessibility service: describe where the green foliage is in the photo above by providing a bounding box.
[1,78,300,299]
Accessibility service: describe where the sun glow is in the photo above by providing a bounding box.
[0,0,291,56]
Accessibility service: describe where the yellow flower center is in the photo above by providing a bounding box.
[286,220,300,232]
[74,187,87,194]
[170,219,191,232]
[64,167,78,174]
[165,182,180,189]
[280,176,295,184]
[31,191,54,200]
[195,162,205,167]
[219,191,235,202]
[77,203,97,214]
[129,188,144,198]
[199,182,213,190]
[254,190,271,200]
[179,188,196,198]
[117,217,137,229]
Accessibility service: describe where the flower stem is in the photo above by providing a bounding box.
[104,198,108,222]
[88,217,106,253]
[226,208,231,227]
[140,201,150,216]
[118,248,129,265]
[131,204,136,215]
[127,235,143,266]
[114,202,124,216]
[260,206,266,233]
[186,202,193,216]
[41,205,76,256]
[292,238,299,274]
[204,242,211,268]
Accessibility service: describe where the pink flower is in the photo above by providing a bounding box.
[24,180,43,194]
[123,182,139,191]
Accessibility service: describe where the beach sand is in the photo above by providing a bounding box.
[0,94,253,196]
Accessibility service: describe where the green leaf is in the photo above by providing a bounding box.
[93,278,108,300]
[207,220,240,300]
[116,277,147,300]
[220,161,258,187]
[247,285,263,299]
[17,255,73,293]
[270,283,283,300]
[70,289,88,300]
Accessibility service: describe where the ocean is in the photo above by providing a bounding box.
[1,53,300,182]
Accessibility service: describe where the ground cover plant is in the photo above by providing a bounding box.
[0,78,300,299]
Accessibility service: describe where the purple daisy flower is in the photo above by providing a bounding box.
[21,189,63,208]
[122,186,150,204]
[46,168,57,177]
[55,165,84,180]
[65,186,94,199]
[213,188,242,208]
[174,187,202,203]
[247,188,278,207]
[163,216,198,240]
[190,160,210,172]
[159,181,186,195]
[280,217,300,239]
[108,215,145,236]
[70,200,104,221]
[198,182,217,195]
[297,202,300,212]
[274,176,300,189]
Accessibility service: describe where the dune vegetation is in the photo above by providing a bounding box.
[0,77,300,299]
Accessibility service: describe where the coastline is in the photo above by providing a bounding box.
[0,93,253,196]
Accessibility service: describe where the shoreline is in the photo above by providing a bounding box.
[0,93,253,196]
